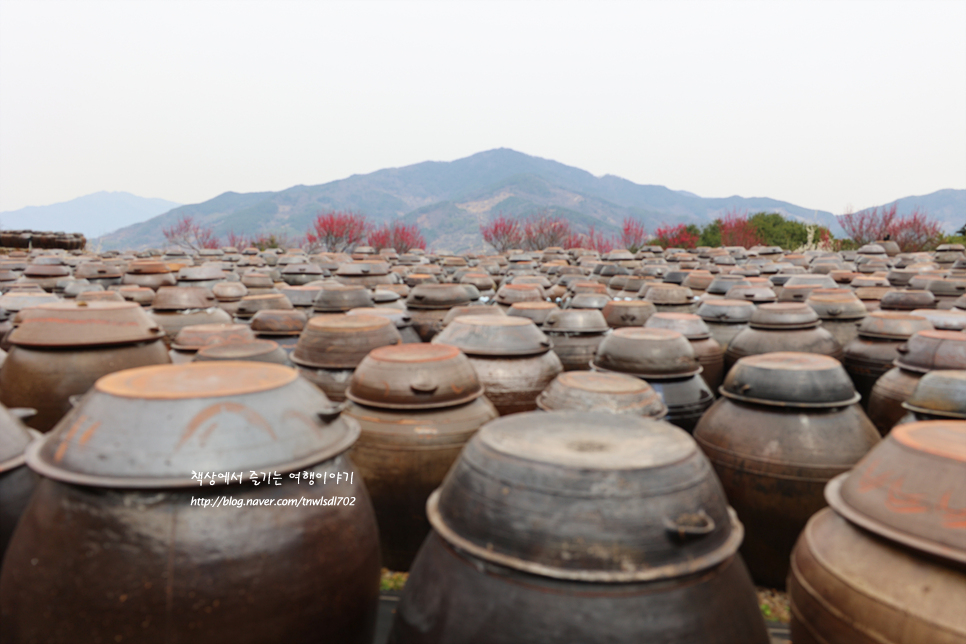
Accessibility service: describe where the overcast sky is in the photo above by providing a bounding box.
[1,0,964,215]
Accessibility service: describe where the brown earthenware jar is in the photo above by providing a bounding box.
[0,362,379,644]
[535,371,668,419]
[806,288,868,349]
[0,302,171,432]
[843,312,933,409]
[507,301,559,326]
[601,299,656,328]
[433,316,563,415]
[390,411,769,644]
[343,343,498,570]
[542,308,610,371]
[291,315,402,401]
[121,260,176,290]
[592,328,714,433]
[788,420,966,643]
[406,284,472,341]
[867,330,966,435]
[693,353,880,587]
[149,286,232,342]
[646,312,725,393]
[169,322,257,363]
[0,404,39,561]
[696,298,754,351]
[725,303,843,373]
[346,307,421,344]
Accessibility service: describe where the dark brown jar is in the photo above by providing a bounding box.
[343,343,498,571]
[725,302,843,373]
[789,420,966,643]
[867,330,966,435]
[0,301,171,432]
[0,362,379,644]
[646,312,725,392]
[535,371,668,419]
[406,284,473,341]
[0,404,39,561]
[250,308,307,352]
[390,412,769,644]
[506,300,559,326]
[169,322,256,363]
[541,308,610,371]
[292,315,402,401]
[433,315,563,415]
[149,286,232,342]
[121,260,176,290]
[806,288,868,349]
[693,353,880,587]
[843,312,933,409]
[697,298,754,351]
[593,328,714,433]
[601,299,656,328]
[896,369,966,424]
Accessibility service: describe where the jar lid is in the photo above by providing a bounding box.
[346,343,484,410]
[27,362,358,488]
[151,286,218,311]
[720,352,860,408]
[826,420,966,564]
[250,309,308,336]
[407,283,473,309]
[171,323,256,351]
[902,370,966,419]
[696,298,755,324]
[857,311,933,340]
[433,315,552,357]
[428,411,742,581]
[593,328,701,378]
[894,330,966,373]
[749,302,820,330]
[543,308,609,334]
[291,314,401,369]
[9,301,164,347]
[535,372,667,418]
[645,312,711,340]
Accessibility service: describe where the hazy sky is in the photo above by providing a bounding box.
[1,0,964,214]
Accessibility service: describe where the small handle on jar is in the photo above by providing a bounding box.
[664,509,716,541]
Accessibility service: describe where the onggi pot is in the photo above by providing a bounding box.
[0,362,380,644]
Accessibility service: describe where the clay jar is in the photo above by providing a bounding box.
[535,371,668,419]
[343,343,498,571]
[646,312,725,393]
[291,314,402,402]
[725,302,843,373]
[843,312,933,409]
[405,284,472,341]
[149,286,232,343]
[806,288,868,349]
[601,299,656,328]
[169,322,257,363]
[593,327,714,433]
[0,362,379,644]
[194,339,291,365]
[506,301,559,326]
[0,404,39,561]
[541,308,610,371]
[789,421,966,643]
[391,412,769,644]
[347,307,421,344]
[250,308,307,352]
[121,260,176,290]
[697,298,754,351]
[432,315,564,415]
[867,329,966,435]
[0,301,171,432]
[897,369,966,424]
[693,353,880,587]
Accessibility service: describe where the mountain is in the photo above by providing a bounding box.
[844,189,965,233]
[0,191,181,239]
[93,149,959,251]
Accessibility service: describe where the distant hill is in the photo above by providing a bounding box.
[92,149,961,251]
[842,189,965,233]
[0,191,180,239]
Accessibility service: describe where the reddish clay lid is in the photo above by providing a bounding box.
[894,330,966,373]
[826,420,965,564]
[171,323,256,351]
[9,301,164,347]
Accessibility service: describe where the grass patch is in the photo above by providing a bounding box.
[380,568,408,592]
